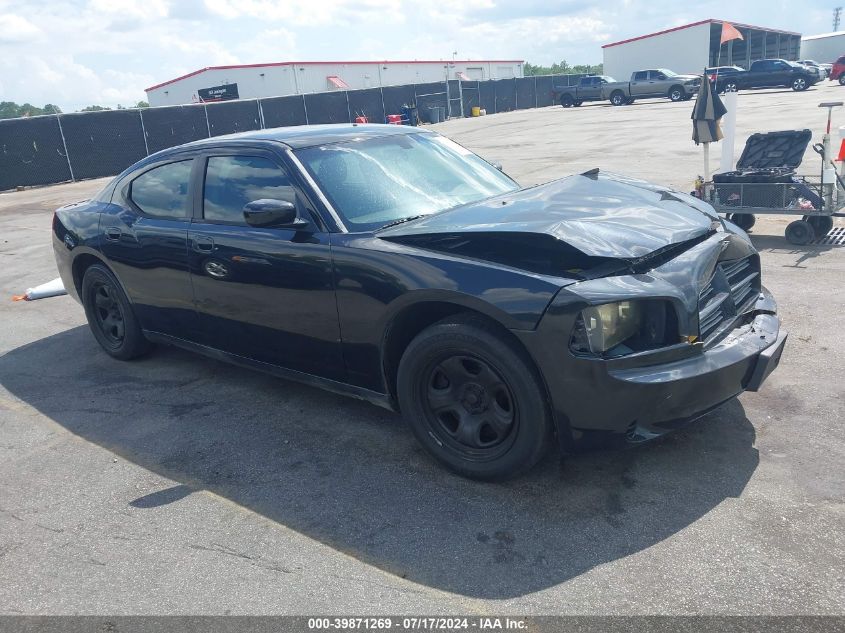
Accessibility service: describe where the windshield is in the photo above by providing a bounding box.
[657,68,679,77]
[295,132,519,232]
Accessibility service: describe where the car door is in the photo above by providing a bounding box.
[187,149,344,380]
[579,77,600,100]
[754,61,776,86]
[629,71,652,96]
[650,70,671,95]
[100,155,200,339]
[769,60,792,86]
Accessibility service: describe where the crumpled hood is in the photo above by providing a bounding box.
[379,171,722,261]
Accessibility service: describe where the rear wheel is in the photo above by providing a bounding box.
[805,215,833,236]
[573,100,583,107]
[560,95,574,108]
[610,91,626,106]
[785,219,815,245]
[81,264,150,360]
[397,315,551,481]
[669,86,684,101]
[729,213,756,231]
[792,77,808,91]
[724,81,739,92]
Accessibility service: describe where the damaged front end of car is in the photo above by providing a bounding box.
[380,170,787,452]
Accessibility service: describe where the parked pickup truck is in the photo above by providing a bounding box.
[712,59,820,92]
[555,69,701,107]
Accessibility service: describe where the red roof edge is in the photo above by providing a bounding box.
[145,59,525,92]
[602,19,801,49]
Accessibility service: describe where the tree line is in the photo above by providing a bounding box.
[0,101,150,120]
[523,61,603,76]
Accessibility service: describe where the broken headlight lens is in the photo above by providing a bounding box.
[570,300,675,357]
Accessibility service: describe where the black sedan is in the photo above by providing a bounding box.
[52,124,787,480]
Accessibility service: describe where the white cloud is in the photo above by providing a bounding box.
[0,13,43,43]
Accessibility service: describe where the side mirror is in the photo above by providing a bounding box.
[491,162,504,172]
[243,199,308,228]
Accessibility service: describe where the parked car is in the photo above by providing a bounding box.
[553,75,619,107]
[706,66,744,92]
[52,124,787,480]
[724,59,819,92]
[829,55,845,84]
[556,69,700,107]
[798,59,830,79]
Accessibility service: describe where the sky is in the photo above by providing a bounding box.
[0,0,838,111]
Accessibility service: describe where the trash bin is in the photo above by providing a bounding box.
[426,106,441,124]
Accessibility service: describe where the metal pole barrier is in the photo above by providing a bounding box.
[138,108,150,155]
[203,104,211,137]
[55,114,75,182]
[257,99,266,129]
[345,91,352,123]
[302,94,309,124]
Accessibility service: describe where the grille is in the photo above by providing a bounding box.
[698,255,761,343]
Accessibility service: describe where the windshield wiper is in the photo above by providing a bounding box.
[376,215,428,231]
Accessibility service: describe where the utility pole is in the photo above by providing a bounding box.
[835,6,842,31]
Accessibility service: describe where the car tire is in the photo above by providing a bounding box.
[785,219,815,245]
[669,86,684,102]
[729,213,756,231]
[610,91,626,106]
[396,315,551,481]
[560,95,574,108]
[791,77,808,91]
[81,263,150,360]
[724,81,739,92]
[805,215,833,236]
[839,75,845,86]
[573,100,583,107]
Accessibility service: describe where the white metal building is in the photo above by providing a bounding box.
[145,60,525,107]
[800,32,845,64]
[602,19,802,81]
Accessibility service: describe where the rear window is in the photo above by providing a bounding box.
[130,160,193,218]
[633,71,648,81]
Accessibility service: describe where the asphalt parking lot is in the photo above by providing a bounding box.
[1,82,844,615]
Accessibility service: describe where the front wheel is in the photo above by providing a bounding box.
[805,215,833,236]
[839,75,845,86]
[669,86,684,102]
[610,91,626,106]
[785,219,815,245]
[792,77,808,91]
[397,316,551,481]
[81,264,150,360]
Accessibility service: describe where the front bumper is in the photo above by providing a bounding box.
[514,231,786,452]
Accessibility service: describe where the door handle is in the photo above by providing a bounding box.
[193,235,214,253]
[105,227,122,241]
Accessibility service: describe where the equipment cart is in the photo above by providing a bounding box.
[701,128,844,245]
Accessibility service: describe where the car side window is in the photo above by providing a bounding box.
[653,72,667,80]
[633,71,648,81]
[130,160,193,218]
[203,155,295,224]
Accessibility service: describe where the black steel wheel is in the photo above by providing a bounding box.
[791,77,808,91]
[669,86,684,102]
[397,315,551,480]
[785,219,815,245]
[560,95,574,108]
[805,215,833,237]
[82,264,150,360]
[610,91,626,106]
[729,213,756,231]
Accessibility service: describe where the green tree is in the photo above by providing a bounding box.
[135,100,149,108]
[524,60,602,76]
[80,105,110,112]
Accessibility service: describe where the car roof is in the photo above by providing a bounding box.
[178,123,427,151]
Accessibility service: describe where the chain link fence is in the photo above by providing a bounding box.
[0,73,588,192]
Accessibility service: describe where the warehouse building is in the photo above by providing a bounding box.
[602,19,802,80]
[145,59,525,107]
[801,31,845,64]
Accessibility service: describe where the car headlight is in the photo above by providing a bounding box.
[569,300,678,357]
